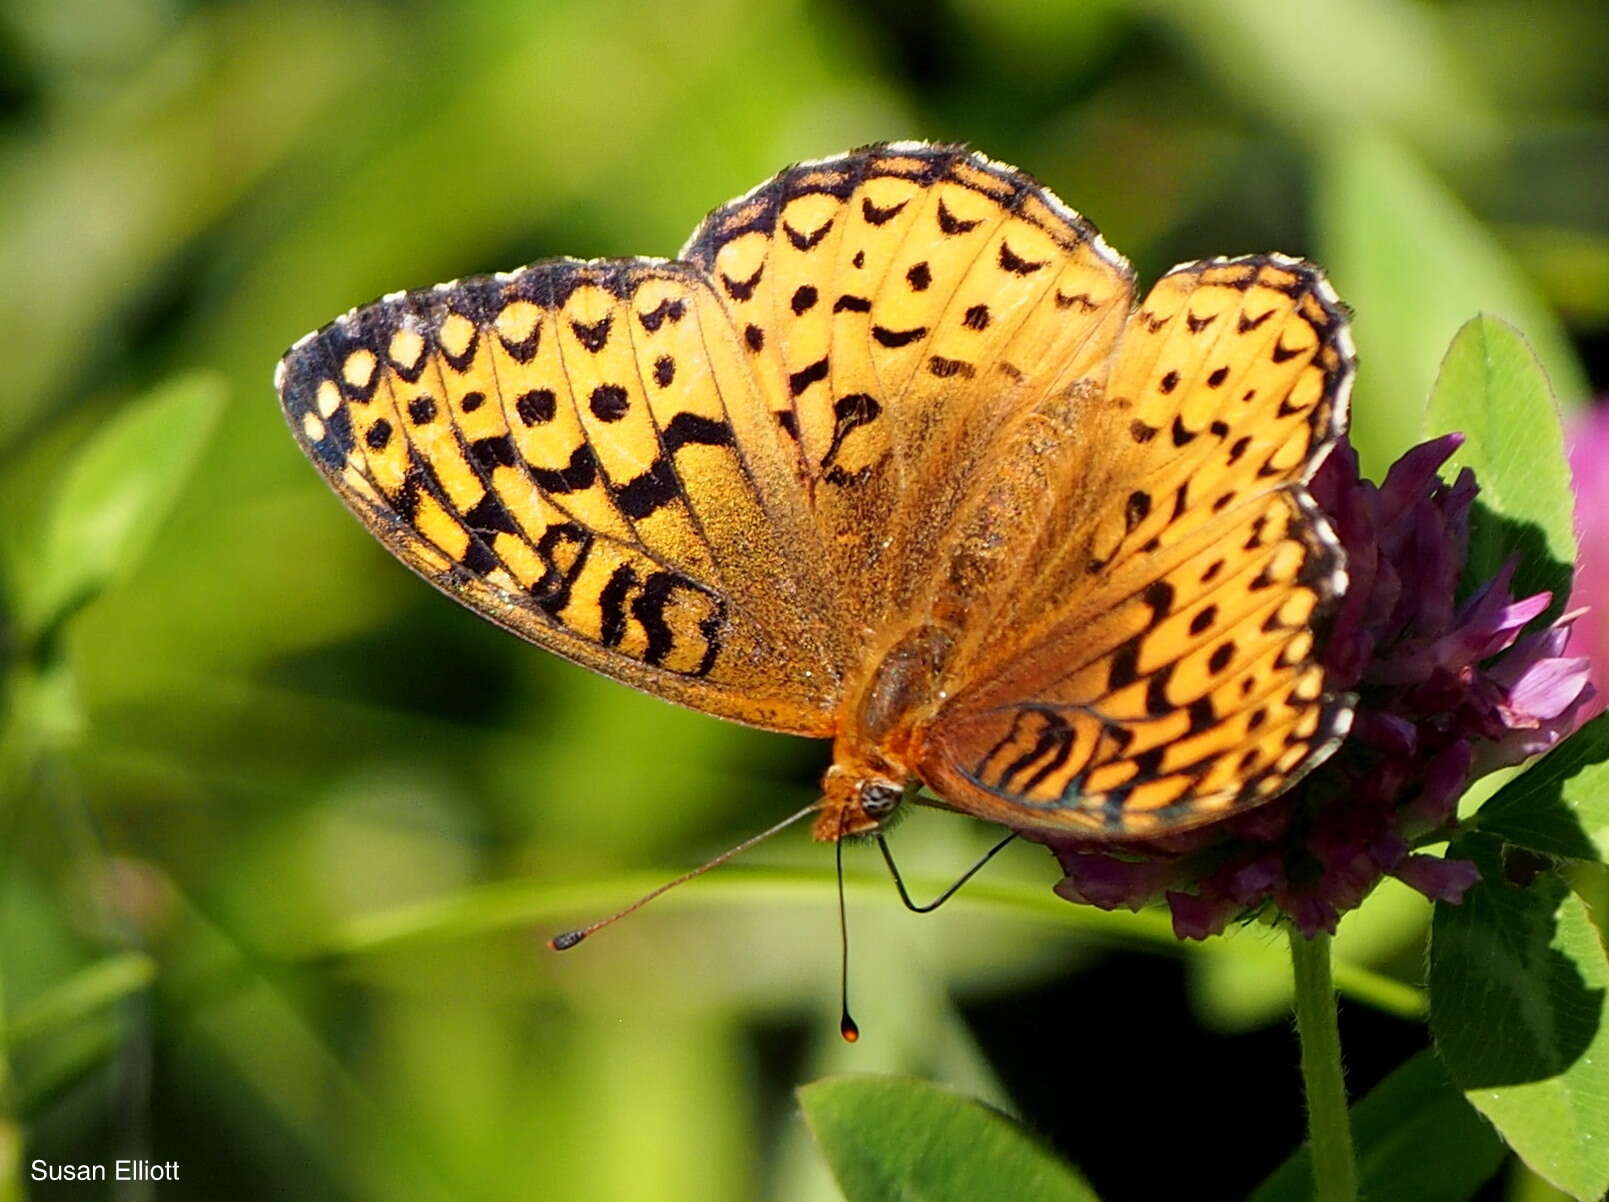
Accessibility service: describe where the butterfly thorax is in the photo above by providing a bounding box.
[814,621,958,840]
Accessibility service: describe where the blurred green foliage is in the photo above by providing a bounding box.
[1,0,1605,1199]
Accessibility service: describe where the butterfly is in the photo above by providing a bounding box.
[276,142,1354,858]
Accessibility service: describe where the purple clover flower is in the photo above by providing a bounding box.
[1034,434,1596,939]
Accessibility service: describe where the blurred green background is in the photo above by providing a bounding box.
[1,0,1605,1199]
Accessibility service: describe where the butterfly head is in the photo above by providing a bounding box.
[815,763,906,840]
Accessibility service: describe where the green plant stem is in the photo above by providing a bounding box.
[1289,930,1357,1202]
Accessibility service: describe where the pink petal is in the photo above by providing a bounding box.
[1165,891,1236,941]
[1391,854,1480,903]
[1405,741,1473,830]
[1353,710,1417,755]
[1052,853,1175,911]
[1477,682,1598,772]
[1378,433,1464,516]
[1498,655,1594,723]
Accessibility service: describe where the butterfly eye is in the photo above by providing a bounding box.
[860,781,902,820]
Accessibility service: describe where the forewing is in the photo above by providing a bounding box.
[681,142,1135,628]
[920,256,1355,836]
[276,260,845,735]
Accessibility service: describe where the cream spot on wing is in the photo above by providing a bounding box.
[343,349,377,390]
[389,328,425,372]
[439,313,476,360]
[495,301,541,345]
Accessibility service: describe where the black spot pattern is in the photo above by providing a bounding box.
[590,384,629,421]
[928,356,975,379]
[637,297,686,332]
[873,325,926,348]
[821,393,881,471]
[720,266,762,302]
[632,571,725,676]
[784,219,833,250]
[789,358,829,396]
[1145,665,1175,716]
[460,540,499,575]
[530,445,598,495]
[862,197,907,225]
[599,565,635,647]
[1055,290,1098,311]
[516,389,556,425]
[937,198,982,234]
[1143,581,1175,618]
[469,434,517,469]
[463,490,517,536]
[570,316,612,352]
[530,522,592,611]
[393,471,422,521]
[613,459,680,519]
[1108,641,1140,690]
[661,412,734,453]
[998,242,1047,275]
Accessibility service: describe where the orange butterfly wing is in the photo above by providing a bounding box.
[914,256,1355,837]
[276,260,848,735]
[681,143,1135,634]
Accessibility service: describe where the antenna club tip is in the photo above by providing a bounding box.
[839,1016,861,1043]
[549,930,586,951]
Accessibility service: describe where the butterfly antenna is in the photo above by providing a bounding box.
[547,799,822,950]
[836,831,859,1043]
[876,831,1018,914]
